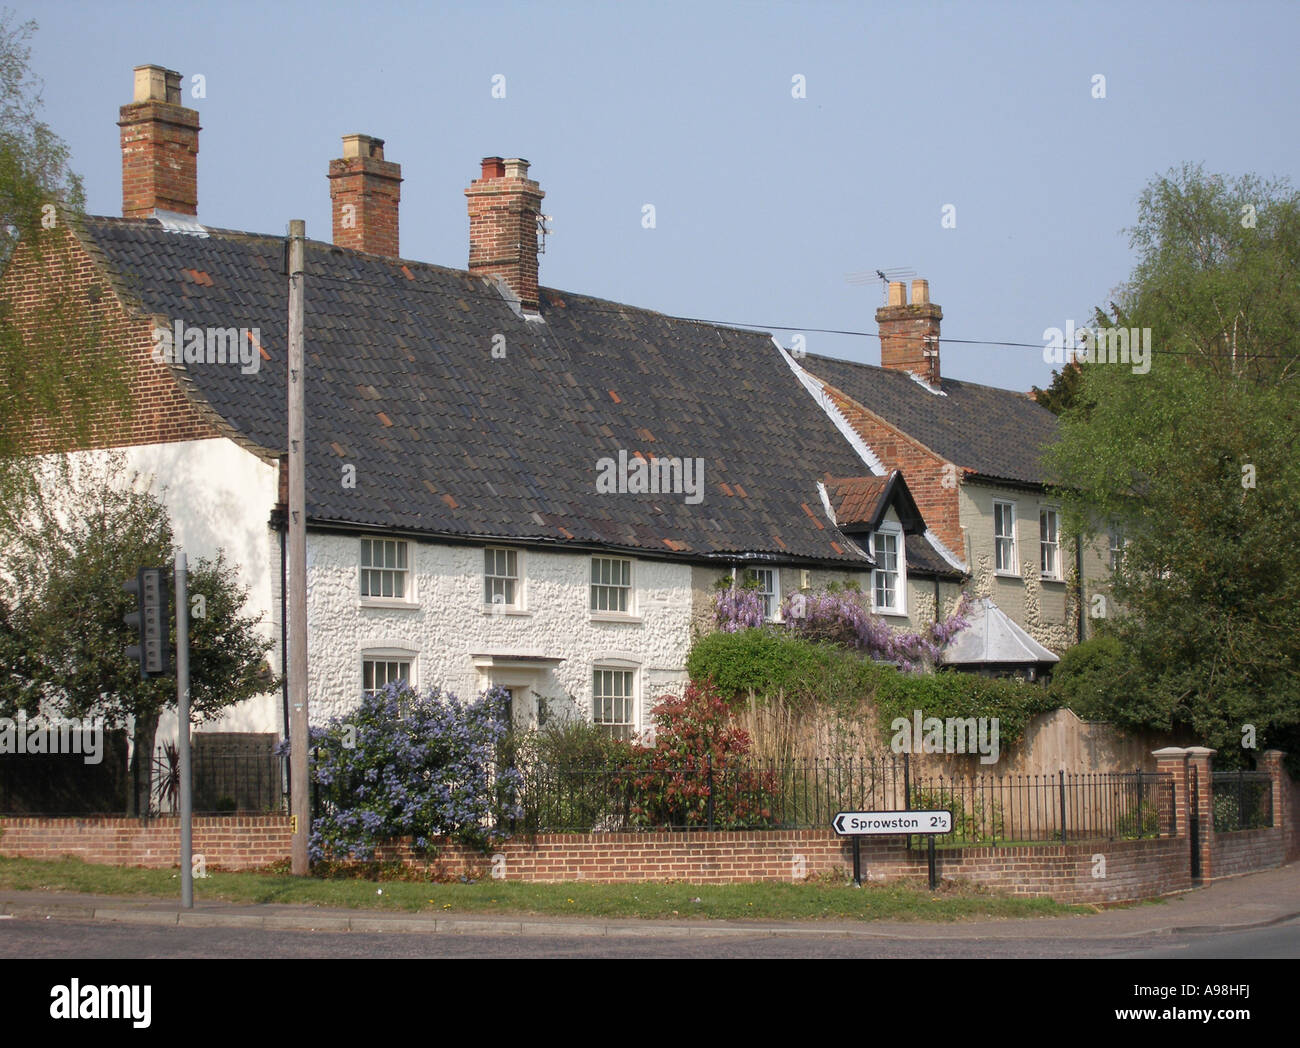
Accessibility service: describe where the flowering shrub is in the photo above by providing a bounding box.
[712,586,766,632]
[710,582,972,672]
[619,681,778,829]
[292,683,520,862]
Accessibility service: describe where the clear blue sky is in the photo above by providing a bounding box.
[16,0,1300,391]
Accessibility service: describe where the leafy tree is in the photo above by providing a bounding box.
[1045,165,1300,766]
[0,14,129,530]
[0,454,276,812]
[1030,360,1084,415]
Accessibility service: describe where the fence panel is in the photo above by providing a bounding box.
[1211,771,1273,832]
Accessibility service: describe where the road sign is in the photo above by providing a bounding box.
[833,810,953,836]
[123,567,171,678]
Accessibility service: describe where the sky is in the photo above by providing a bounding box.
[14,0,1300,392]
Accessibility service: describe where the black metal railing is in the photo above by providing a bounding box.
[1211,770,1273,832]
[150,747,287,815]
[506,757,1177,844]
[1,744,1180,843]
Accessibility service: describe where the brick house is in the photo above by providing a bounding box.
[793,279,1108,657]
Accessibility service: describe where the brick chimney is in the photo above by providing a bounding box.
[118,65,200,218]
[877,279,943,385]
[465,157,545,313]
[328,133,402,257]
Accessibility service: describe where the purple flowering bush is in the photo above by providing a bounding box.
[711,583,972,672]
[299,683,521,862]
[712,587,766,632]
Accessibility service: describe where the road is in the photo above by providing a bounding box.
[3,915,1298,959]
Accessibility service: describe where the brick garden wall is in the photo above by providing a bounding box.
[1209,828,1285,881]
[0,815,291,872]
[376,830,1192,906]
[0,818,1190,904]
[2,750,1292,903]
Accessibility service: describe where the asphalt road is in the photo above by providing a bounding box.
[4,915,1298,959]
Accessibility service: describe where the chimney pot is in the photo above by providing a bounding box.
[481,156,506,179]
[911,278,929,305]
[888,281,907,307]
[504,158,530,180]
[342,133,384,161]
[133,64,182,104]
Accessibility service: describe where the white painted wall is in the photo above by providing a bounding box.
[24,439,283,738]
[300,534,695,733]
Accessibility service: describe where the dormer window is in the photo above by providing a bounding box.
[871,524,906,616]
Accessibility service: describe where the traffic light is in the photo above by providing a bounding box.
[123,567,171,678]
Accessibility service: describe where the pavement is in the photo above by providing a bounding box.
[1,862,1298,941]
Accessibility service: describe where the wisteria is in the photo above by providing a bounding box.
[712,584,972,672]
[712,586,766,632]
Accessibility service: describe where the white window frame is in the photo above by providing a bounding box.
[993,500,1018,576]
[1108,525,1126,573]
[592,664,637,741]
[1039,508,1062,581]
[871,523,907,616]
[744,567,781,621]
[483,546,527,614]
[590,556,638,619]
[359,537,415,607]
[360,648,418,700]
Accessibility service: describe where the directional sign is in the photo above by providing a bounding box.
[833,810,952,836]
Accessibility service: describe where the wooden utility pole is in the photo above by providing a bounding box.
[175,552,193,907]
[287,219,310,875]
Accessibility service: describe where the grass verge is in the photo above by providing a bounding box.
[0,855,1087,922]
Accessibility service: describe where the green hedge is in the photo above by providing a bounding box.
[687,627,1056,750]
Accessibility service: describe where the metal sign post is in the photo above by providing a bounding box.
[833,809,953,889]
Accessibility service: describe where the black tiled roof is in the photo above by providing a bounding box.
[81,216,897,565]
[803,353,1060,487]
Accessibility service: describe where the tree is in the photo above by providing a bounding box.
[0,454,276,812]
[1044,165,1300,766]
[0,14,129,529]
[1030,360,1084,415]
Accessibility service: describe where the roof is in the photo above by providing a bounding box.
[78,215,896,565]
[826,470,922,532]
[939,597,1060,665]
[803,354,1060,487]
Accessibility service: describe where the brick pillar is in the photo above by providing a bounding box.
[329,133,402,257]
[118,65,200,218]
[876,279,942,385]
[1259,750,1292,859]
[1152,747,1188,839]
[1186,747,1216,880]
